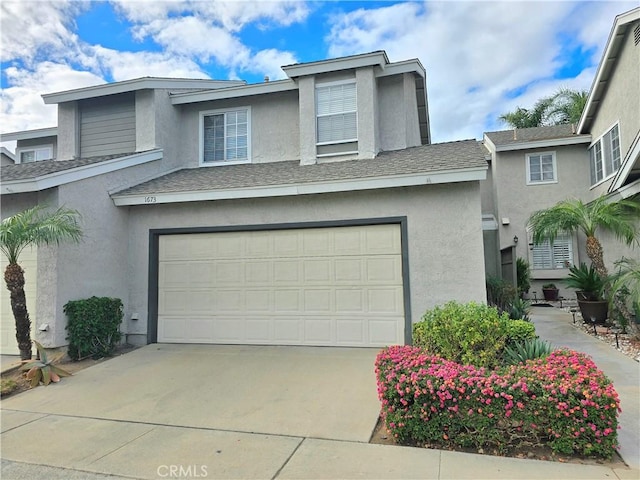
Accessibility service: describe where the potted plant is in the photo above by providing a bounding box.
[516,258,531,299]
[565,263,608,324]
[542,283,559,301]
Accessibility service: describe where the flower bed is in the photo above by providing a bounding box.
[375,345,620,459]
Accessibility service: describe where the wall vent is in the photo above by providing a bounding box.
[634,23,640,46]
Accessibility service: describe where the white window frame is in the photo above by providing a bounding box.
[526,151,557,185]
[315,80,358,147]
[589,122,621,187]
[199,107,251,166]
[530,233,574,270]
[17,145,53,164]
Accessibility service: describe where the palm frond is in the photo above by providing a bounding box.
[0,205,82,264]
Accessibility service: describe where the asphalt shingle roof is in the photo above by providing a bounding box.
[484,124,590,146]
[0,152,137,182]
[112,140,487,196]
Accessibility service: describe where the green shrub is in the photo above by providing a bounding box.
[505,319,536,344]
[413,302,510,369]
[486,276,517,313]
[376,346,619,459]
[503,338,552,365]
[507,298,531,321]
[516,257,531,296]
[64,296,123,360]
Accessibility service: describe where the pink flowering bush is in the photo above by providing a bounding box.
[376,345,620,458]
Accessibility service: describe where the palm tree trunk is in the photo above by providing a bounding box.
[4,263,32,360]
[585,235,608,277]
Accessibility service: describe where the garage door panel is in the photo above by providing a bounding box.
[366,256,402,283]
[274,290,301,312]
[216,261,244,284]
[273,260,300,283]
[335,288,364,312]
[304,318,333,344]
[157,225,405,347]
[245,261,271,283]
[274,319,303,342]
[246,318,271,341]
[303,289,332,312]
[335,319,366,345]
[369,318,403,345]
[245,290,271,312]
[367,288,403,313]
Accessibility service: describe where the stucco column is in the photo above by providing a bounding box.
[356,67,378,159]
[298,76,316,165]
[136,90,156,152]
[56,102,79,160]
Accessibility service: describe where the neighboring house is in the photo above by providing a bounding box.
[1,51,488,353]
[482,7,640,299]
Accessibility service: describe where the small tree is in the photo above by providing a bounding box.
[0,206,82,360]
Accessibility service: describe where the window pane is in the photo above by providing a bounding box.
[202,110,249,162]
[531,234,572,269]
[20,151,35,163]
[316,83,357,144]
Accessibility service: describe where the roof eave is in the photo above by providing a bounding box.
[170,79,297,105]
[111,166,487,206]
[282,51,390,78]
[42,78,246,104]
[1,149,163,194]
[578,7,640,133]
[492,135,592,152]
[1,127,58,142]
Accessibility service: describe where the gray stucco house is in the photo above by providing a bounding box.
[1,51,489,353]
[481,7,640,299]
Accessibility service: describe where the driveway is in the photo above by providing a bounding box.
[1,344,381,442]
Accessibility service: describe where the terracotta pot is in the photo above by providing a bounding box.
[542,288,559,301]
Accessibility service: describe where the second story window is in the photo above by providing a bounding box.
[316,81,357,145]
[18,146,53,163]
[589,124,620,186]
[201,108,250,165]
[530,233,573,270]
[526,151,556,184]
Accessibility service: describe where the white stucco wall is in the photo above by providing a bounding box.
[125,183,487,343]
[178,91,301,168]
[492,144,591,289]
[588,23,640,197]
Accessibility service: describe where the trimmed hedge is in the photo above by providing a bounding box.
[413,302,511,369]
[376,345,620,458]
[64,296,123,360]
[505,320,536,344]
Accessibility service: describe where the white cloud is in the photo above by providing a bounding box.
[112,0,310,32]
[325,1,637,142]
[1,63,104,134]
[0,0,88,63]
[90,46,210,81]
[130,13,297,79]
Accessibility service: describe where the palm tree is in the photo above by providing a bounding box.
[499,88,588,129]
[546,88,589,125]
[499,96,555,129]
[0,206,82,360]
[527,196,640,279]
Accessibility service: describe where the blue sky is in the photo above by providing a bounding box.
[1,1,637,145]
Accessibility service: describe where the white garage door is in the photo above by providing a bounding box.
[158,224,405,347]
[1,246,37,355]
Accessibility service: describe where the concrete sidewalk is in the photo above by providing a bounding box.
[530,306,640,471]
[2,321,639,479]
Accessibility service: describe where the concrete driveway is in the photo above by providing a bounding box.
[1,344,381,442]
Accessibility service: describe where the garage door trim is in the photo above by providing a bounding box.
[147,217,411,345]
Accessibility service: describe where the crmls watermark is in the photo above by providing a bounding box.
[157,464,208,478]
